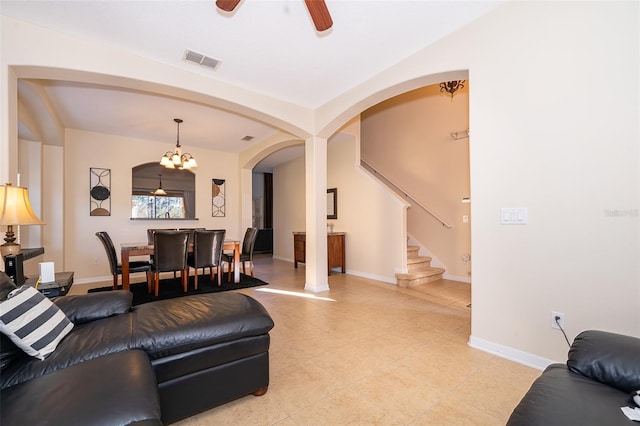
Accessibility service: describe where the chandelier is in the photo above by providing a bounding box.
[160,118,197,170]
[439,80,465,99]
[152,174,167,196]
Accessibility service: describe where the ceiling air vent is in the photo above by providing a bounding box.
[184,49,221,70]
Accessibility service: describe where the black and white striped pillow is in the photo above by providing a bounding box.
[0,285,74,360]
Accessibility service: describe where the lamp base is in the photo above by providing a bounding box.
[0,242,21,258]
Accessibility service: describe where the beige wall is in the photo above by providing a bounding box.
[63,129,241,283]
[458,2,639,362]
[272,149,306,262]
[273,120,406,283]
[361,83,470,280]
[42,144,64,268]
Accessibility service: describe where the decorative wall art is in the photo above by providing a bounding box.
[90,167,111,216]
[212,178,226,217]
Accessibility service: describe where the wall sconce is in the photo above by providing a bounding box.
[0,183,44,257]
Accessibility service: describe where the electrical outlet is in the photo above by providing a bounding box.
[93,258,99,265]
[551,311,565,330]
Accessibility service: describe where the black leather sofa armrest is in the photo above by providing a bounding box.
[53,290,133,324]
[567,330,640,393]
[0,271,17,300]
[0,350,162,426]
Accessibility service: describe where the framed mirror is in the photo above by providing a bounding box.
[131,162,196,219]
[327,188,337,220]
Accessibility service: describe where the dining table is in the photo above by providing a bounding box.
[120,240,241,291]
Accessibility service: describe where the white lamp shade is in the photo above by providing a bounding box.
[0,184,44,226]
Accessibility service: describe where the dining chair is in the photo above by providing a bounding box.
[147,228,176,244]
[187,229,226,288]
[151,230,190,296]
[182,228,206,246]
[223,227,258,281]
[96,231,152,290]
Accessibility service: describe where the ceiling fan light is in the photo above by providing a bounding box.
[164,162,175,169]
[160,155,171,166]
[188,158,197,168]
[172,153,181,164]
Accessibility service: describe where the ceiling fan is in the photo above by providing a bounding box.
[216,0,333,32]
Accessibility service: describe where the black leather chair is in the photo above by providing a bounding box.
[151,230,190,296]
[147,228,176,244]
[96,231,152,290]
[223,227,258,281]
[187,229,226,288]
[182,228,206,246]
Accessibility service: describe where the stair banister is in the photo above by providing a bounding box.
[361,159,453,229]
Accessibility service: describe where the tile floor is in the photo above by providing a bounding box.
[74,255,540,425]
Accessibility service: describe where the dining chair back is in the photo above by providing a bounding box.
[223,227,258,280]
[147,228,176,244]
[241,227,259,259]
[188,229,226,288]
[151,230,190,296]
[96,231,152,290]
[183,228,206,246]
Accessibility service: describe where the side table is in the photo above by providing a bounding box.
[24,271,74,298]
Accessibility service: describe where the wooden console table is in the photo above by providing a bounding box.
[293,232,345,275]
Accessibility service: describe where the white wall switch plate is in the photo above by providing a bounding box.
[501,207,528,224]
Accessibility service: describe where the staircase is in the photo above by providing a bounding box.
[395,245,445,288]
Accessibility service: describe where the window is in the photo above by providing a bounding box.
[131,162,196,219]
[131,194,186,219]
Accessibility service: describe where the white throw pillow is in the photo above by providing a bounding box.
[0,285,74,360]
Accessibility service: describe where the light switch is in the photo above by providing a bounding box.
[501,207,528,224]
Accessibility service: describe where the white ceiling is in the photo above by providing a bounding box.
[2,0,502,171]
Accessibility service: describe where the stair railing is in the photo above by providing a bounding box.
[361,159,453,229]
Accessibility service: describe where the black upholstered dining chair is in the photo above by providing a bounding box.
[96,231,152,290]
[222,227,258,281]
[151,230,190,296]
[187,229,226,288]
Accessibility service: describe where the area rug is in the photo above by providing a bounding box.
[89,273,268,306]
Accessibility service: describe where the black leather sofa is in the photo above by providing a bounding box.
[0,272,274,425]
[508,330,640,426]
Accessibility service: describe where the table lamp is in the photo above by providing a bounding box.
[0,183,44,257]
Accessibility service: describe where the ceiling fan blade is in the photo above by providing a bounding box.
[304,0,333,32]
[216,0,241,12]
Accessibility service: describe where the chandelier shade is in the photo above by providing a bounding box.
[160,118,198,170]
[0,183,44,256]
[152,174,167,196]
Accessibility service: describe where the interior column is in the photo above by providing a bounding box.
[304,135,329,292]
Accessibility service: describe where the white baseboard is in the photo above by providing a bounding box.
[74,275,111,285]
[443,273,471,283]
[74,273,150,286]
[272,257,397,285]
[345,269,396,284]
[468,335,556,371]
